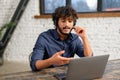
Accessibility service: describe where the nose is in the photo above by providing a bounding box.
[65,21,69,26]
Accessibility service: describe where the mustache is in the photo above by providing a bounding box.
[63,26,71,29]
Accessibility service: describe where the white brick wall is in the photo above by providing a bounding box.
[0,0,20,25]
[0,0,120,63]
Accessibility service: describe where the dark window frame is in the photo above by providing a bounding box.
[34,0,120,18]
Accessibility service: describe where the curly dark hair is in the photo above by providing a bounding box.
[52,6,78,27]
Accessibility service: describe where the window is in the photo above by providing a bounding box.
[71,0,97,12]
[36,0,120,18]
[41,0,66,14]
[40,0,98,14]
[102,0,120,11]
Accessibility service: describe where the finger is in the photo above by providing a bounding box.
[61,57,73,61]
[57,50,65,55]
[79,30,83,33]
[63,60,69,64]
[73,26,77,30]
[62,58,73,64]
[74,27,84,34]
[74,26,80,32]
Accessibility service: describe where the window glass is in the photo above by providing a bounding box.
[71,0,97,12]
[40,0,120,15]
[44,0,66,13]
[102,0,120,11]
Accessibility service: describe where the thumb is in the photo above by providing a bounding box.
[57,50,65,55]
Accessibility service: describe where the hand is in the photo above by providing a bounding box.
[73,26,87,39]
[50,50,73,66]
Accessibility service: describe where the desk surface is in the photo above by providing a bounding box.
[0,59,120,80]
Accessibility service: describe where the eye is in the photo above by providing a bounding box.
[69,20,73,23]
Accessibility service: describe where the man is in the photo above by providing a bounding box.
[30,6,92,71]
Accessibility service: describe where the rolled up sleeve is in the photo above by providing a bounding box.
[30,35,45,71]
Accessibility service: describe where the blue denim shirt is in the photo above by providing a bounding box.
[30,29,84,71]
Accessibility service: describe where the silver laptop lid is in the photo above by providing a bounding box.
[66,54,109,80]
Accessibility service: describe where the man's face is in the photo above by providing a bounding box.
[57,17,74,35]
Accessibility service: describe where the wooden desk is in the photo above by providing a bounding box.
[0,59,120,80]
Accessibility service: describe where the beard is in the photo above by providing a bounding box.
[57,26,73,35]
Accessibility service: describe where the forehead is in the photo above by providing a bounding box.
[59,17,74,21]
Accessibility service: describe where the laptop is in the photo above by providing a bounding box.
[54,54,109,80]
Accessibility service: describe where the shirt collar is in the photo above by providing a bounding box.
[52,29,60,40]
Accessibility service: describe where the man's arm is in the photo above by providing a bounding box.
[74,26,92,57]
[35,58,53,70]
[82,36,93,56]
[35,50,72,70]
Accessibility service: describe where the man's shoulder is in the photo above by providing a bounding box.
[38,29,55,40]
[40,29,54,36]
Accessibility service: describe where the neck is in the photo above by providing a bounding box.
[57,29,68,40]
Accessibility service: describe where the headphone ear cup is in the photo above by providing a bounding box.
[55,18,58,27]
[55,20,57,27]
[73,21,76,26]
[54,20,56,26]
[53,15,57,27]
